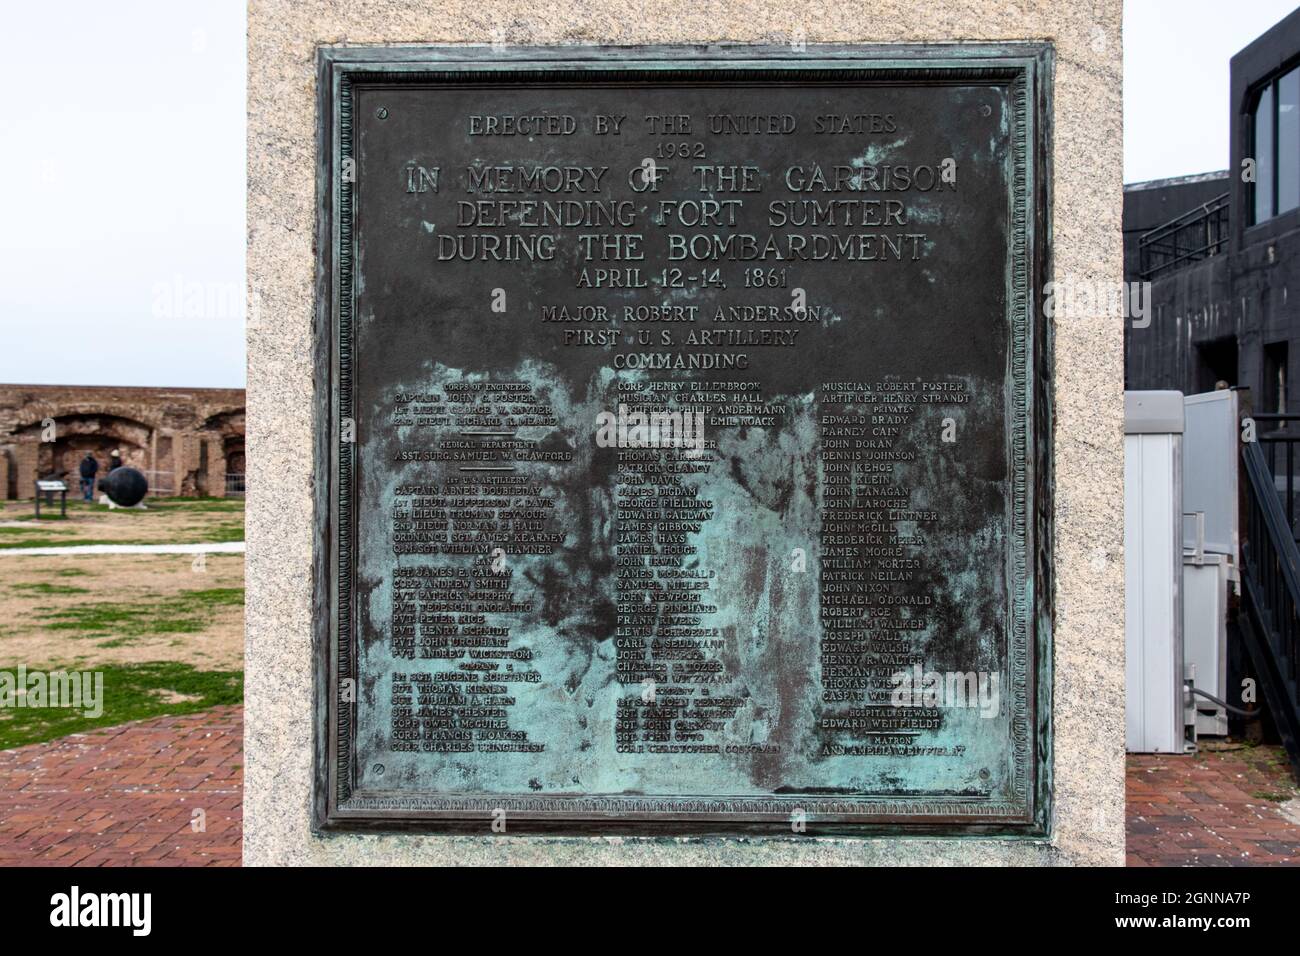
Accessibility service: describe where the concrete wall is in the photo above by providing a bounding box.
[245,0,1125,866]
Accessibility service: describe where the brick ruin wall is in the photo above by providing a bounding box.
[0,384,246,499]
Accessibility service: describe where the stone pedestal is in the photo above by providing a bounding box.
[245,0,1125,866]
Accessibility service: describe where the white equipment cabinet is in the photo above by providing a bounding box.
[1125,391,1189,753]
[1181,389,1240,737]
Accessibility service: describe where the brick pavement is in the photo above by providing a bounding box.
[2,705,1297,866]
[1127,745,1300,866]
[0,706,241,866]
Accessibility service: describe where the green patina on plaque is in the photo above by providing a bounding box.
[313,45,1053,834]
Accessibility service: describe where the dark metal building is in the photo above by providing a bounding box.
[1125,6,1300,414]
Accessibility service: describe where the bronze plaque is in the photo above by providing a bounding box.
[314,45,1052,833]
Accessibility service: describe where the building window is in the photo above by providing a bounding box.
[1254,85,1274,223]
[1281,69,1299,215]
[1264,341,1289,415]
[1251,66,1300,224]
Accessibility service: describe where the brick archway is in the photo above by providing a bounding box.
[0,385,246,499]
[12,413,153,484]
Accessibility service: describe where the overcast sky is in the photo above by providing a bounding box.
[1,2,245,388]
[1124,0,1299,182]
[1,1,1298,388]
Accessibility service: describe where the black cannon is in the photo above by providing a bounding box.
[99,466,149,507]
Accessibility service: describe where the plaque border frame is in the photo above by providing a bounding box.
[312,43,1055,836]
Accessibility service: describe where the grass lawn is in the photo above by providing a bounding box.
[0,661,242,750]
[0,496,245,748]
[0,497,244,549]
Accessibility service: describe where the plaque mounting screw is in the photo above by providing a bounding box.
[980,104,992,117]
[372,763,386,776]
[376,107,389,120]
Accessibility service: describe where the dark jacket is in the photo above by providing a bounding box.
[79,456,99,478]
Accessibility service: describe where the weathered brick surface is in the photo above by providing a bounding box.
[0,706,242,866]
[1127,749,1300,866]
[1,707,1295,866]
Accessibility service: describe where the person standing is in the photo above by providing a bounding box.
[78,452,99,501]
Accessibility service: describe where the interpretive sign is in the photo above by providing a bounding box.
[314,45,1052,833]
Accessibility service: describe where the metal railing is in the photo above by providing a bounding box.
[1238,439,1300,779]
[1254,414,1300,536]
[1137,192,1230,280]
[139,469,176,497]
[225,472,246,497]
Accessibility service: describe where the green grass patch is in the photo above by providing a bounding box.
[0,498,244,549]
[10,583,89,596]
[0,661,242,750]
[0,529,245,550]
[36,587,244,636]
[200,522,246,544]
[1251,790,1294,802]
[0,501,101,520]
[0,525,74,536]
[3,496,242,519]
[144,498,245,514]
[0,537,144,551]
